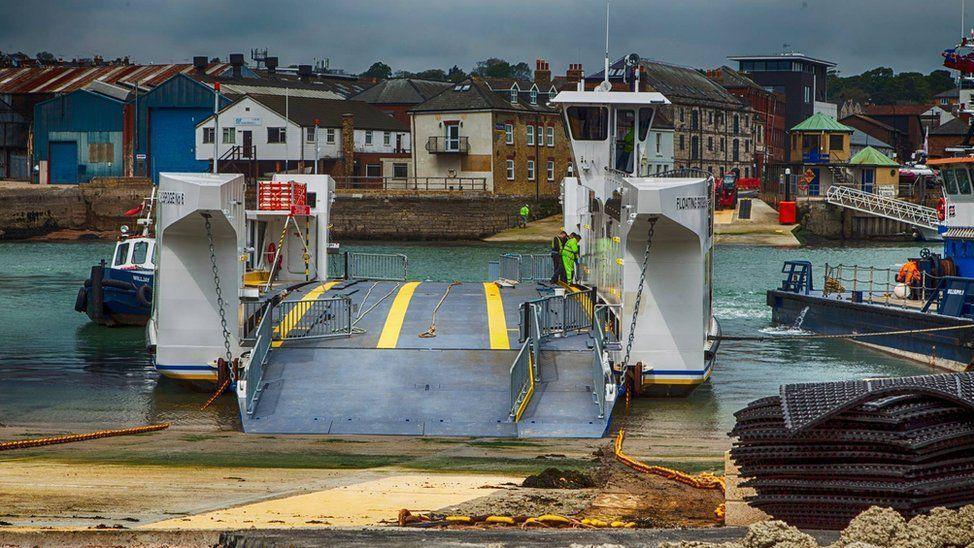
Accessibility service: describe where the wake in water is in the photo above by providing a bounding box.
[758,306,813,336]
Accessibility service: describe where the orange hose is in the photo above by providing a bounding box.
[0,423,171,452]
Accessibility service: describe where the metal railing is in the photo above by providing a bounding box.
[333,175,487,191]
[509,339,534,421]
[426,136,470,153]
[592,310,608,419]
[499,253,522,282]
[826,185,939,230]
[245,303,274,416]
[346,252,408,281]
[276,296,353,341]
[527,289,596,339]
[491,253,555,283]
[522,254,554,282]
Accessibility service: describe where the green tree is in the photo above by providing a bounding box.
[414,68,448,81]
[828,67,957,106]
[447,65,467,83]
[361,61,392,80]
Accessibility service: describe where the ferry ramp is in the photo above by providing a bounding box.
[239,281,612,438]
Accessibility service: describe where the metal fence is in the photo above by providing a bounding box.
[276,296,353,341]
[524,289,596,339]
[245,304,274,416]
[591,312,608,419]
[333,175,487,192]
[499,253,522,282]
[346,252,408,281]
[522,254,554,282]
[509,339,534,421]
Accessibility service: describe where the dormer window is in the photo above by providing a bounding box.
[530,89,538,105]
[510,88,518,103]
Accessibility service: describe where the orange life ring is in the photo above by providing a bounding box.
[937,197,946,221]
[265,242,280,267]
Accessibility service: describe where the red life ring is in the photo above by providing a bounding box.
[937,197,946,221]
[265,242,280,267]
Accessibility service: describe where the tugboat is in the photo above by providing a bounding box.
[75,190,156,326]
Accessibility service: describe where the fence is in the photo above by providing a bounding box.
[329,252,408,281]
[245,304,274,416]
[509,339,534,421]
[591,309,609,419]
[525,289,596,339]
[489,253,555,283]
[499,253,522,282]
[276,296,353,341]
[333,175,487,192]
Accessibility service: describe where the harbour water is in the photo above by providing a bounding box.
[0,240,934,438]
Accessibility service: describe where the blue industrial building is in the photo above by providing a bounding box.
[33,89,129,184]
[134,73,230,183]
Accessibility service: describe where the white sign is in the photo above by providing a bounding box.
[876,185,895,198]
[676,196,708,210]
[135,153,147,161]
[159,191,185,205]
[234,116,261,126]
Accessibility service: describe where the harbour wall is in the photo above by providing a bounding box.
[0,181,559,241]
[798,201,916,241]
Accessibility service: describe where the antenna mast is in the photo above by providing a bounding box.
[603,0,610,88]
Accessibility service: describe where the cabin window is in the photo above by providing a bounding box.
[566,106,608,141]
[944,168,960,194]
[637,108,654,140]
[829,134,843,151]
[131,241,149,265]
[957,167,973,194]
[114,242,130,267]
[615,109,636,173]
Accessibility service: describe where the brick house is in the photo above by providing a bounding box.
[409,75,571,196]
[928,117,970,159]
[351,78,452,127]
[707,65,786,177]
[586,57,757,178]
[861,104,941,161]
[839,114,906,160]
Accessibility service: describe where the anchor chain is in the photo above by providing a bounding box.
[203,214,234,368]
[622,217,658,369]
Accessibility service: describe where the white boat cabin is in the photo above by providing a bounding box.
[111,237,155,271]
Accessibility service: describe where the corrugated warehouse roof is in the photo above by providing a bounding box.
[791,112,855,132]
[589,57,746,108]
[0,63,233,94]
[410,77,556,113]
[849,146,899,166]
[352,78,452,104]
[850,128,893,150]
[245,94,407,131]
[205,74,369,99]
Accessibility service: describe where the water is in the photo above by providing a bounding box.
[0,240,935,437]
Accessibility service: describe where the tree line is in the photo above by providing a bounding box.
[827,67,955,106]
[360,58,533,83]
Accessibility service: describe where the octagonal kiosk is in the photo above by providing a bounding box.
[552,89,718,396]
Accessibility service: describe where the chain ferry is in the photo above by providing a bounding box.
[146,73,718,437]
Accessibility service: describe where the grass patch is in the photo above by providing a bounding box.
[179,434,224,442]
[468,440,544,448]
[404,455,597,476]
[418,438,463,444]
[1,449,410,470]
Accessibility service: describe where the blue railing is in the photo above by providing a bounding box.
[245,303,274,416]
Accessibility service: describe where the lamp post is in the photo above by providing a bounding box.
[313,118,320,174]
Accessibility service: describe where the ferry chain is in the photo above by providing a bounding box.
[203,214,234,368]
[622,217,658,369]
[711,323,974,342]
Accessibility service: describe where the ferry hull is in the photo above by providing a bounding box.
[767,290,974,372]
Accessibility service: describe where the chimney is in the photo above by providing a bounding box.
[193,56,208,74]
[341,113,355,178]
[298,64,313,82]
[265,56,278,75]
[566,63,584,83]
[229,53,244,78]
[535,58,551,87]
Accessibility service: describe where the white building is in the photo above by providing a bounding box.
[640,113,675,176]
[196,94,409,178]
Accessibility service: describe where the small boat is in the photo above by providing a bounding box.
[75,191,156,327]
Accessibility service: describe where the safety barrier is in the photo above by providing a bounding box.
[522,254,554,282]
[241,299,275,343]
[592,308,609,418]
[347,252,408,281]
[277,295,353,341]
[528,288,596,339]
[509,339,534,421]
[245,303,274,416]
[498,253,522,282]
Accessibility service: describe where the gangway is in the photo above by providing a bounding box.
[826,185,941,240]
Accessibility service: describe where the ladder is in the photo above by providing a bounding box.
[825,185,939,230]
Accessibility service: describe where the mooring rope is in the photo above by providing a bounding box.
[711,323,974,342]
[0,423,171,452]
[419,281,461,338]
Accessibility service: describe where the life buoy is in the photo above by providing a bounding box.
[798,169,814,191]
[265,242,280,268]
[136,284,153,307]
[937,197,947,221]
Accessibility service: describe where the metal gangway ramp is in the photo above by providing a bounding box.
[826,185,939,232]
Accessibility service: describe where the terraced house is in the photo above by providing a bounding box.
[409,74,572,196]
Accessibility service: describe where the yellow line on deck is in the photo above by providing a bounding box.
[483,282,511,350]
[272,281,339,347]
[376,281,420,349]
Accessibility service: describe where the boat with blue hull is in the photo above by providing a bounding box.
[75,192,156,327]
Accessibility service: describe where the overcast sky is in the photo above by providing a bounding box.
[0,0,965,77]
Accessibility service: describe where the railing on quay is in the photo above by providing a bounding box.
[276,296,353,341]
[245,303,274,416]
[333,175,486,191]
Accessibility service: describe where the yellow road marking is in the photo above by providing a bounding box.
[272,281,339,347]
[483,282,511,350]
[377,281,420,349]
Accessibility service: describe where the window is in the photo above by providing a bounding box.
[546,126,554,146]
[365,130,373,145]
[88,142,113,163]
[733,114,740,134]
[546,160,554,181]
[510,88,518,103]
[679,134,685,151]
[656,132,661,153]
[267,127,285,144]
[944,168,960,194]
[803,85,811,104]
[707,136,713,151]
[708,110,714,125]
[732,139,740,161]
[505,123,513,144]
[745,140,750,153]
[679,108,685,123]
[306,127,316,142]
[326,128,336,144]
[365,164,381,178]
[567,162,574,176]
[222,127,236,144]
[638,108,654,140]
[941,98,949,105]
[526,125,535,146]
[506,159,515,180]
[527,160,535,180]
[530,89,538,105]
[690,136,700,160]
[691,109,698,130]
[113,242,130,267]
[720,137,726,152]
[203,127,215,144]
[383,131,391,146]
[393,162,408,178]
[566,106,609,140]
[957,167,973,194]
[132,241,149,265]
[829,134,843,151]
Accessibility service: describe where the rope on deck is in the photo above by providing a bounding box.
[0,423,171,452]
[711,323,974,342]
